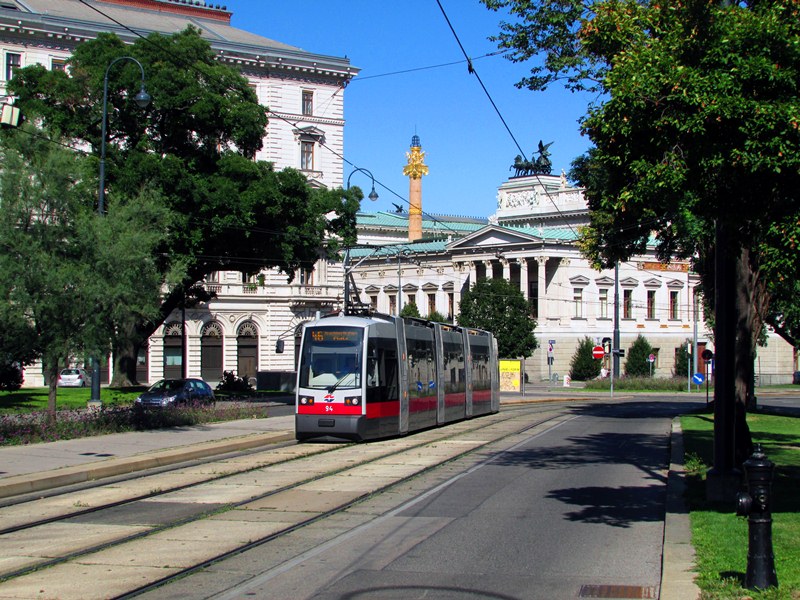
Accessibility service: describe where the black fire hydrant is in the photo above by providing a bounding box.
[735,443,779,590]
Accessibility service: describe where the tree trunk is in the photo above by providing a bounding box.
[111,336,140,387]
[47,359,59,416]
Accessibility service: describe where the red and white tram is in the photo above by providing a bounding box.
[295,312,500,442]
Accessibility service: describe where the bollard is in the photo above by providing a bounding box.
[735,444,778,590]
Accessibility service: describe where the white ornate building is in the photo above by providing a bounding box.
[4,2,793,387]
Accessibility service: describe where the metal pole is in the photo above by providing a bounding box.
[397,253,402,316]
[613,262,620,378]
[90,56,150,408]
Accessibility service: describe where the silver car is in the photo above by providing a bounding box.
[57,368,91,387]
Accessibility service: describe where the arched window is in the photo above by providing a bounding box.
[237,321,259,383]
[163,322,183,379]
[201,321,223,383]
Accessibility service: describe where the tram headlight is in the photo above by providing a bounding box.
[345,396,361,406]
[300,396,314,405]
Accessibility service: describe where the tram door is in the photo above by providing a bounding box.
[396,318,409,435]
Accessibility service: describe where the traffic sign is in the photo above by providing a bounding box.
[648,353,656,363]
[592,345,605,360]
[701,349,714,361]
[692,373,705,385]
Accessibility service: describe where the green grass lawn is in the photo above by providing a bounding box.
[681,410,800,599]
[0,387,143,413]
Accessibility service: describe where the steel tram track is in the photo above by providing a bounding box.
[0,405,567,599]
[118,407,570,599]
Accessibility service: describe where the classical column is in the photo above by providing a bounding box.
[501,258,511,281]
[537,256,548,320]
[484,260,494,280]
[468,261,477,289]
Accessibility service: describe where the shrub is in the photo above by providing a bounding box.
[0,402,270,446]
[215,370,253,394]
[625,334,654,377]
[400,302,421,318]
[569,337,602,381]
[0,362,23,391]
[674,339,692,378]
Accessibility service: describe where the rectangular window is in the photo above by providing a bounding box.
[5,52,21,81]
[299,268,314,286]
[302,90,313,116]
[599,288,608,319]
[448,292,454,320]
[369,295,378,311]
[427,293,436,316]
[388,294,397,315]
[51,58,67,72]
[669,290,679,319]
[623,289,633,319]
[300,141,314,170]
[573,288,583,318]
[647,290,656,319]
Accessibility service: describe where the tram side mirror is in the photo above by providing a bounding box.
[275,339,285,354]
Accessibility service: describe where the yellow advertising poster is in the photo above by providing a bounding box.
[499,359,521,392]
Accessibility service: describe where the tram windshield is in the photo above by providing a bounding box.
[299,326,363,390]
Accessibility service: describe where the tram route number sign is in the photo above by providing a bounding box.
[592,345,605,360]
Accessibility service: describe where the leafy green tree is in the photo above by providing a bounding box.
[457,278,537,358]
[569,337,601,381]
[400,302,421,319]
[10,29,357,385]
[427,310,450,323]
[0,125,167,410]
[674,340,692,379]
[482,0,800,469]
[624,335,654,378]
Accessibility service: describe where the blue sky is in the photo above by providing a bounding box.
[230,1,594,218]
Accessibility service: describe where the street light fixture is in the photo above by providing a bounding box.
[342,168,379,313]
[346,167,379,203]
[90,56,151,407]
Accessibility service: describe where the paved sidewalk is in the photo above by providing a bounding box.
[0,393,699,598]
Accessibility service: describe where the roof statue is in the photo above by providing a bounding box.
[510,140,554,177]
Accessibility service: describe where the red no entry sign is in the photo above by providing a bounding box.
[592,345,605,359]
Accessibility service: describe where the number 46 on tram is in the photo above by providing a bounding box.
[295,312,500,442]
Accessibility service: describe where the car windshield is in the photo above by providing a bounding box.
[149,380,185,392]
[299,326,362,390]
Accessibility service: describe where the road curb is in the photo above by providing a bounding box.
[0,431,294,500]
[660,417,700,600]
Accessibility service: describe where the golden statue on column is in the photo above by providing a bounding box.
[403,134,428,241]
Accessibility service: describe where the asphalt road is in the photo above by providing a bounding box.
[143,396,704,599]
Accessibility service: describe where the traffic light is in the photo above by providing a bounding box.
[602,337,611,354]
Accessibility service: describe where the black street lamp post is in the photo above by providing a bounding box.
[342,168,378,313]
[89,56,151,407]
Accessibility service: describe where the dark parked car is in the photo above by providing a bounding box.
[134,378,215,408]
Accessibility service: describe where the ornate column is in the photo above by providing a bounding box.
[537,256,548,320]
[520,258,529,300]
[484,260,494,280]
[468,261,477,289]
[501,258,511,281]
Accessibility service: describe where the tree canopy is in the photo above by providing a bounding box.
[457,277,538,358]
[9,28,358,384]
[482,0,800,473]
[0,124,168,408]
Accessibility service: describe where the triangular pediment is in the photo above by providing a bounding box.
[667,279,685,288]
[447,225,541,250]
[595,276,615,287]
[569,275,590,286]
[644,277,662,288]
[620,277,640,287]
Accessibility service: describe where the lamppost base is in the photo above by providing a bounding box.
[87,400,102,411]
